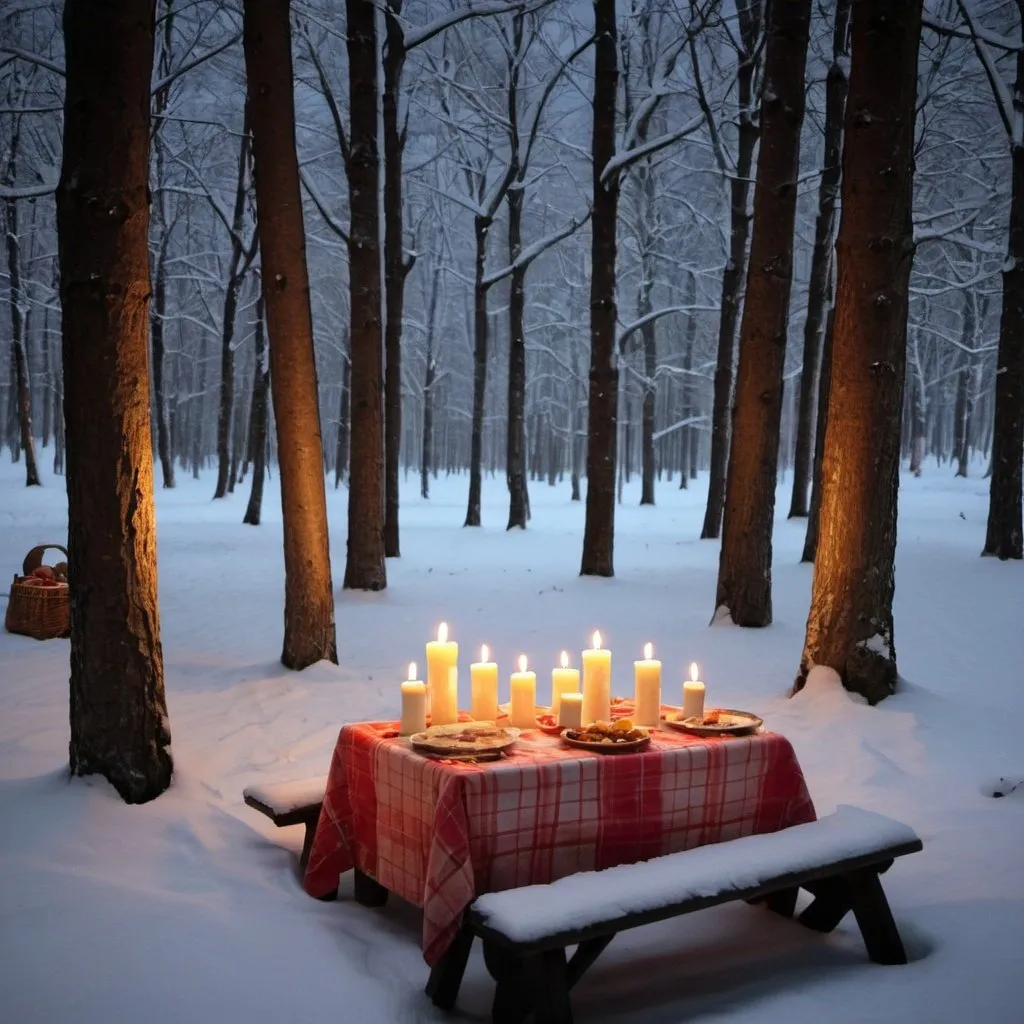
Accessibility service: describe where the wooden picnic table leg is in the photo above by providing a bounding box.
[566,934,614,989]
[486,942,531,1024]
[799,876,851,932]
[426,922,474,1010]
[353,868,389,907]
[523,949,573,1024]
[843,867,909,965]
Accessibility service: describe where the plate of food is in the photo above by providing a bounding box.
[663,708,763,737]
[561,720,651,753]
[409,722,520,758]
[534,712,565,735]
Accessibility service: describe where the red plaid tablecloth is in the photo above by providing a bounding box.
[302,715,815,965]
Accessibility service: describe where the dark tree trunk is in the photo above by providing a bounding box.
[801,304,835,564]
[507,188,529,529]
[465,218,489,527]
[954,286,976,478]
[334,344,350,488]
[570,333,583,502]
[214,119,252,500]
[680,271,699,490]
[983,20,1024,558]
[421,260,440,500]
[243,0,338,665]
[382,0,407,557]
[344,0,387,590]
[715,0,812,626]
[5,136,41,485]
[57,0,172,803]
[701,1,762,540]
[789,0,851,518]
[908,361,926,475]
[53,341,64,475]
[244,291,269,525]
[581,0,619,576]
[149,240,175,487]
[41,298,53,449]
[796,0,922,704]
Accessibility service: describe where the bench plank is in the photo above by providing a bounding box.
[242,777,326,871]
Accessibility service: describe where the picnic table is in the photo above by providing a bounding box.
[302,707,816,966]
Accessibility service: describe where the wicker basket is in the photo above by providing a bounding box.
[4,544,70,640]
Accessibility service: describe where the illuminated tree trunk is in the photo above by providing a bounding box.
[715,0,812,626]
[797,0,922,703]
[580,0,620,577]
[243,0,338,665]
[57,0,172,802]
[343,0,387,590]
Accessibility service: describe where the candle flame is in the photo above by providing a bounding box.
[408,661,417,680]
[560,650,569,669]
[438,621,448,643]
[644,642,653,661]
[481,643,489,663]
[518,654,528,673]
[690,662,699,682]
[592,630,602,650]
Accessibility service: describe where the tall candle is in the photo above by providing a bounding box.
[683,661,706,721]
[551,650,580,716]
[581,630,612,725]
[509,654,536,728]
[470,643,499,722]
[400,662,427,736]
[633,642,661,727]
[426,621,459,726]
[558,691,583,729]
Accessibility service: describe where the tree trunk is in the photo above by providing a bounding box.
[343,0,387,590]
[507,188,529,529]
[801,303,835,563]
[41,298,53,449]
[421,260,441,500]
[715,0,812,626]
[243,0,338,665]
[789,0,851,518]
[57,0,172,803]
[244,291,269,525]
[465,218,489,527]
[908,361,926,475]
[983,26,1024,558]
[701,1,762,540]
[954,285,976,478]
[580,0,619,576]
[334,344,350,488]
[214,120,252,500]
[796,0,922,703]
[382,1,407,557]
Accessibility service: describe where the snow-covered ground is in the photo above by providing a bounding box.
[1,454,1021,1023]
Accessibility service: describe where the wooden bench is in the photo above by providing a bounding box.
[427,805,922,1024]
[242,777,326,871]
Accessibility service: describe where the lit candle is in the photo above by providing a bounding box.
[558,691,583,729]
[683,661,706,721]
[581,631,612,725]
[509,654,536,728]
[426,621,459,726]
[400,662,427,736]
[633,642,661,727]
[551,650,580,716]
[470,643,499,722]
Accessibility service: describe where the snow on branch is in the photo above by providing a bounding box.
[403,1,554,51]
[0,46,64,77]
[151,33,241,95]
[923,14,1022,54]
[616,302,717,350]
[652,414,709,441]
[299,172,348,244]
[602,115,705,185]
[0,181,55,200]
[954,0,1019,145]
[481,210,591,287]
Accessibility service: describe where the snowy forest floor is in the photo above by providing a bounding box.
[0,455,1022,1023]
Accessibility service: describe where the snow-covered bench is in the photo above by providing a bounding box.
[427,806,922,1023]
[242,777,326,870]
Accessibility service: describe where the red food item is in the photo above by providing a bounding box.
[32,566,55,580]
[19,576,43,587]
[536,713,557,728]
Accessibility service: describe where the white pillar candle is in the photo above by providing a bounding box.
[470,644,499,722]
[509,654,537,728]
[400,663,427,736]
[426,622,459,726]
[683,661,706,721]
[581,630,612,725]
[550,650,580,716]
[558,691,583,729]
[633,642,661,727]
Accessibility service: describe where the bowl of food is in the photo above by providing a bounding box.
[560,719,651,753]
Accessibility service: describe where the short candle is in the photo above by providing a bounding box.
[558,691,583,729]
[426,621,459,726]
[470,643,499,722]
[400,662,427,736]
[550,650,580,716]
[509,654,536,728]
[633,642,661,727]
[683,661,706,721]
[581,630,612,725]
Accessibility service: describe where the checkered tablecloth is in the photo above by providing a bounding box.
[302,713,816,965]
